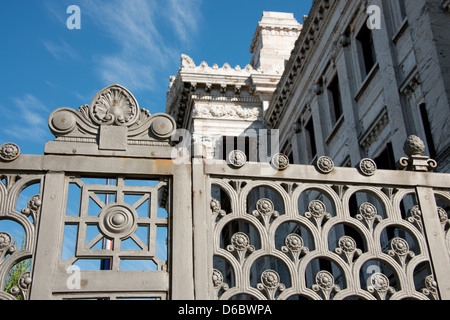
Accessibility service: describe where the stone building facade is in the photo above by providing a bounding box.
[167,0,450,174]
[267,0,450,173]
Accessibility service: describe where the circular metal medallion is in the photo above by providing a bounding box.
[228,150,247,168]
[98,203,138,240]
[0,143,21,162]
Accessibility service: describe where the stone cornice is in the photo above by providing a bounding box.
[166,54,282,129]
[358,106,390,152]
[250,12,302,54]
[265,0,346,128]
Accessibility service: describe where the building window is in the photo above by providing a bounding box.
[327,75,343,126]
[305,118,317,163]
[386,0,407,33]
[419,103,437,159]
[222,136,251,161]
[374,142,396,170]
[356,25,377,77]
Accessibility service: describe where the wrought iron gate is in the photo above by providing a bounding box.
[0,85,449,300]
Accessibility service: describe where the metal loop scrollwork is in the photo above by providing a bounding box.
[305,200,331,230]
[0,232,16,261]
[257,270,285,300]
[252,198,279,228]
[9,272,32,300]
[357,202,382,232]
[312,271,340,300]
[335,236,362,265]
[227,232,255,264]
[367,273,395,300]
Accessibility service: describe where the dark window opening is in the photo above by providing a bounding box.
[305,119,317,162]
[419,103,437,159]
[374,142,396,170]
[222,136,251,161]
[328,75,343,125]
[357,26,377,76]
[288,152,294,165]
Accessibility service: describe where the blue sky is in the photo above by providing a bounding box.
[0,0,313,155]
[0,1,313,273]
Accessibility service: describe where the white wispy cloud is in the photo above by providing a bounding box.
[166,0,202,43]
[78,0,202,92]
[44,39,79,60]
[2,94,50,142]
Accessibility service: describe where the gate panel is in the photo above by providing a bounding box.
[202,160,450,300]
[27,157,193,300]
[0,173,44,300]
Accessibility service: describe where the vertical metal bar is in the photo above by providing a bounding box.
[101,178,113,271]
[171,162,194,299]
[192,157,211,299]
[30,172,66,300]
[416,186,450,299]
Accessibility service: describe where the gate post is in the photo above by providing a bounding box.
[29,172,66,300]
[416,186,450,299]
[191,157,212,299]
[171,162,195,300]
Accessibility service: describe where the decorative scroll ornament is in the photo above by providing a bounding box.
[212,269,229,293]
[397,135,437,172]
[252,198,279,228]
[367,273,395,300]
[282,233,309,262]
[359,158,377,176]
[0,232,16,261]
[438,207,449,225]
[50,110,77,134]
[312,271,340,300]
[89,84,139,126]
[10,272,32,300]
[305,200,331,230]
[0,143,21,162]
[407,205,423,232]
[227,232,255,264]
[257,270,285,300]
[47,84,177,157]
[228,150,247,168]
[316,156,334,174]
[357,202,382,232]
[335,236,362,265]
[271,153,289,171]
[149,113,177,139]
[388,237,415,268]
[21,195,42,226]
[210,198,226,218]
[421,275,438,300]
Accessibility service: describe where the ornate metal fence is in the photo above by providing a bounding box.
[0,85,449,300]
[194,153,450,300]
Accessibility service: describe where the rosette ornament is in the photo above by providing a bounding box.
[0,143,20,162]
[312,271,340,300]
[257,270,285,300]
[227,232,255,264]
[252,198,279,228]
[305,200,331,230]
